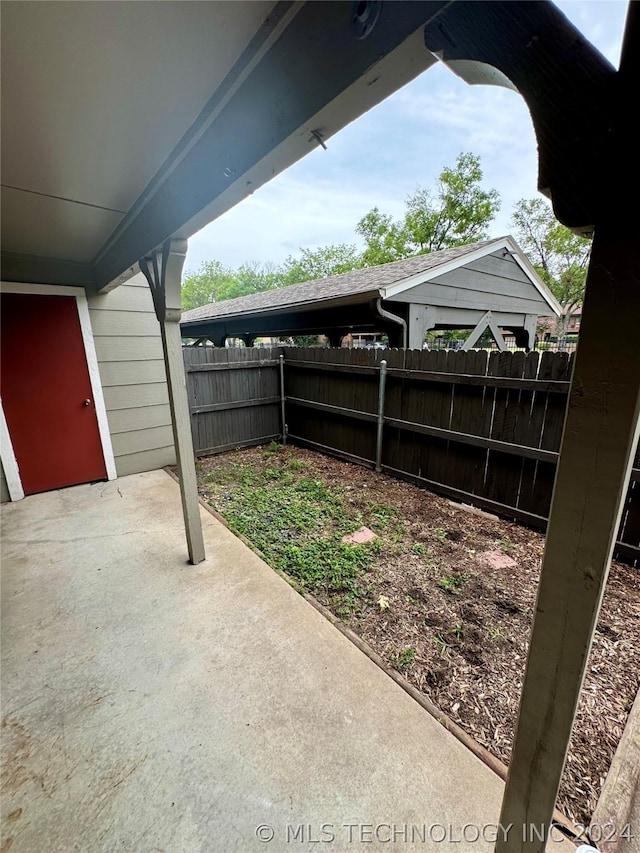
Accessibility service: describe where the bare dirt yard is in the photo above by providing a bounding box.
[195,443,640,828]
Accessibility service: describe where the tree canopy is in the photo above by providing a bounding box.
[181,260,278,311]
[357,152,500,265]
[511,197,591,344]
[279,244,363,285]
[181,152,502,311]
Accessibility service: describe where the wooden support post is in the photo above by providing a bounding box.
[523,314,538,352]
[462,310,507,351]
[408,304,435,349]
[496,231,640,852]
[140,240,206,565]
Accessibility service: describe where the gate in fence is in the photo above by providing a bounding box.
[183,346,640,562]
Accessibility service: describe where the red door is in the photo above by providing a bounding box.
[1,293,107,495]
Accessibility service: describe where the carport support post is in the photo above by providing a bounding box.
[140,239,206,565]
[496,230,640,852]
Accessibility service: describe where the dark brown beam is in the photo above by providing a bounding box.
[180,300,400,340]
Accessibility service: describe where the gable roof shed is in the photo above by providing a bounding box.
[180,235,560,349]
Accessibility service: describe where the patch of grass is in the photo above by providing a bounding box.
[205,462,257,487]
[411,543,429,556]
[286,459,308,472]
[207,461,378,603]
[397,647,417,669]
[295,478,335,502]
[432,527,448,543]
[279,539,378,595]
[437,572,467,595]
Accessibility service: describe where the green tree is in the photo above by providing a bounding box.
[356,209,408,266]
[277,245,364,345]
[181,260,278,310]
[225,261,279,300]
[181,260,233,310]
[279,243,363,285]
[356,153,501,266]
[511,198,591,349]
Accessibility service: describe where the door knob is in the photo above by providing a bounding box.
[83,399,92,407]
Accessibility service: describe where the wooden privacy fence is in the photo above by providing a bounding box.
[183,346,640,562]
[183,346,283,455]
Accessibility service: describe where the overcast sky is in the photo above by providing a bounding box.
[185,1,628,275]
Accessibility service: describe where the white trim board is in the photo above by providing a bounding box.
[0,402,24,501]
[0,282,117,500]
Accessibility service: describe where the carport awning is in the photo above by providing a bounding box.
[180,236,560,344]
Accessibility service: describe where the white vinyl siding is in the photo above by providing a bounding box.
[87,274,175,476]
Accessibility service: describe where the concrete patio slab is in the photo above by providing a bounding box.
[1,470,572,852]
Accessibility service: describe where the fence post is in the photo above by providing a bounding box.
[375,359,387,472]
[279,353,287,445]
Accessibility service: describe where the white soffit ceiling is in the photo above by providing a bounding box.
[1,1,277,259]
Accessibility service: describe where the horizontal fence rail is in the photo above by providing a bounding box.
[183,346,640,563]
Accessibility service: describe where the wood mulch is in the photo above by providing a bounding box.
[195,445,640,829]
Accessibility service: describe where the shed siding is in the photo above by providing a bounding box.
[87,274,175,477]
[0,458,9,503]
[388,250,554,315]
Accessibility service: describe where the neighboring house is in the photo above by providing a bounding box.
[537,303,582,339]
[0,274,175,502]
[180,237,561,351]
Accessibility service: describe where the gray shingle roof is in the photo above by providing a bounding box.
[181,238,503,323]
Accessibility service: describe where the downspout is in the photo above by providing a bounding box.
[372,297,407,348]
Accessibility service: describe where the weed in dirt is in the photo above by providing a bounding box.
[411,543,429,557]
[386,519,406,545]
[496,536,517,554]
[263,441,283,458]
[433,527,448,543]
[437,573,467,595]
[264,467,293,483]
[335,591,368,618]
[485,625,504,641]
[368,503,397,531]
[450,622,465,641]
[397,647,417,669]
[432,635,451,657]
[286,459,308,472]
